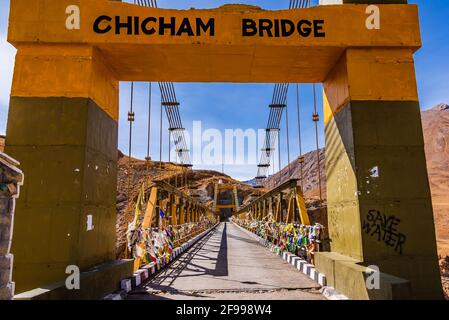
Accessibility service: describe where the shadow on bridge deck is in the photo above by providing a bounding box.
[127,222,324,300]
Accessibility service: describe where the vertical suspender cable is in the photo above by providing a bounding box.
[146,82,152,162]
[126,82,135,258]
[159,101,163,169]
[128,82,134,188]
[286,99,291,179]
[168,130,171,163]
[128,82,134,162]
[278,132,281,184]
[296,84,304,192]
[313,84,323,202]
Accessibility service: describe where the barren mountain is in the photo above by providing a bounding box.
[263,148,326,202]
[422,103,449,257]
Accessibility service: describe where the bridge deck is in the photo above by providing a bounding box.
[127,222,324,300]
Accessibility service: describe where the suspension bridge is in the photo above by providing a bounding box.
[0,0,445,301]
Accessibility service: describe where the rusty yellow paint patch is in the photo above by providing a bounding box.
[11,45,118,121]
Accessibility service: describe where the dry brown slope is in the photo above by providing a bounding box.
[263,148,326,202]
[422,103,449,257]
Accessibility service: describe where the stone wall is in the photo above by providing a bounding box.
[0,153,23,300]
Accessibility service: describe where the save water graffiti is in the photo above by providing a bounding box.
[362,210,407,255]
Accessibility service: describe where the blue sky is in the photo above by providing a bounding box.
[0,0,448,180]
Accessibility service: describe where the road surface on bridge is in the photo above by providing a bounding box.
[126,222,324,300]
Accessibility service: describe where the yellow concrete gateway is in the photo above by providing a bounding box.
[5,0,444,299]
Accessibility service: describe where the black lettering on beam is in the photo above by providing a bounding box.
[259,19,273,37]
[141,17,157,35]
[93,15,112,34]
[242,19,257,37]
[196,18,215,36]
[177,18,194,36]
[159,17,176,36]
[115,16,133,35]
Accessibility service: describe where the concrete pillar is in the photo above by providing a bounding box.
[0,153,23,300]
[5,45,133,297]
[170,195,178,226]
[179,200,185,225]
[268,197,273,220]
[316,47,443,299]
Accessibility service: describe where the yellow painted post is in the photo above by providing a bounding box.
[275,197,281,223]
[179,199,185,225]
[295,187,310,225]
[4,44,122,293]
[195,204,200,222]
[319,46,443,298]
[268,197,273,221]
[190,203,195,223]
[277,194,283,223]
[186,202,190,223]
[142,187,158,229]
[286,192,294,224]
[263,200,268,220]
[171,195,178,226]
[162,199,170,228]
[254,203,258,220]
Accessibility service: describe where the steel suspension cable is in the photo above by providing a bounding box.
[286,98,291,180]
[256,83,288,186]
[146,83,152,166]
[278,130,281,183]
[135,0,193,172]
[296,84,304,192]
[254,0,312,187]
[159,98,163,169]
[313,84,323,202]
[128,82,134,162]
[125,82,135,258]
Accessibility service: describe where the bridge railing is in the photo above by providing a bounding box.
[126,180,218,271]
[127,219,216,271]
[233,218,325,265]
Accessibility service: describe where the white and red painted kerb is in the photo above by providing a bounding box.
[232,222,327,287]
[105,224,219,299]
